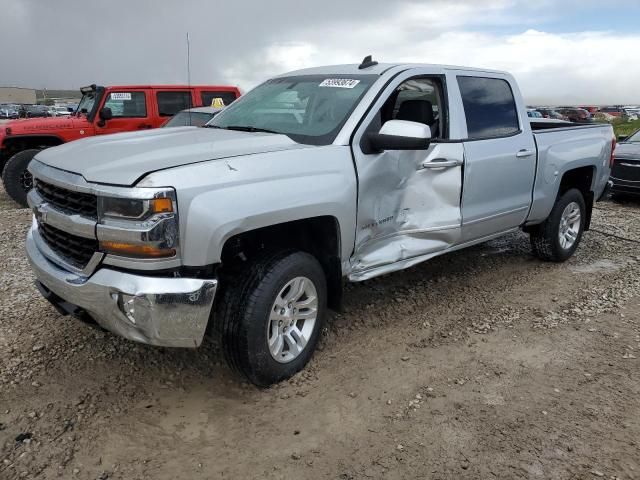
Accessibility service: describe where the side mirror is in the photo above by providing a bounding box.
[99,107,113,121]
[365,120,431,154]
[618,135,628,142]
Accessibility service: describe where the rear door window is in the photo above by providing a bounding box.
[103,91,147,118]
[457,76,520,138]
[156,91,193,117]
[201,91,237,108]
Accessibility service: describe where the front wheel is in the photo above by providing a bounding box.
[215,250,327,386]
[2,149,41,207]
[530,188,586,262]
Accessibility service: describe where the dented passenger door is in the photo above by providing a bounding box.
[349,71,464,281]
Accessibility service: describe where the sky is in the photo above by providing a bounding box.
[1,0,639,104]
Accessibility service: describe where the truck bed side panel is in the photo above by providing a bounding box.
[527,125,612,224]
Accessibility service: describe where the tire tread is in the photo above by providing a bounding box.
[214,250,325,386]
[529,188,586,262]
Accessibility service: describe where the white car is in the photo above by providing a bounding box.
[50,106,72,117]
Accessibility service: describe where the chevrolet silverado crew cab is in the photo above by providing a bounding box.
[1,84,240,207]
[25,58,614,386]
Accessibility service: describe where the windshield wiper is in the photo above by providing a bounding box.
[224,125,280,134]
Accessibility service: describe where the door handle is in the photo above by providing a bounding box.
[420,158,462,169]
[516,149,535,158]
[137,123,153,129]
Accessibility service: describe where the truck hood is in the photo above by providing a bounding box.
[614,142,640,159]
[34,127,310,185]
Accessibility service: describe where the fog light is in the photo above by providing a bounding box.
[117,293,153,328]
[119,294,137,324]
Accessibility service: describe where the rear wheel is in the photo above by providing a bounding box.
[2,149,41,207]
[530,188,586,262]
[215,250,327,386]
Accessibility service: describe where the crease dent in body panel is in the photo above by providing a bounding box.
[350,229,458,280]
[350,158,460,280]
[350,143,463,279]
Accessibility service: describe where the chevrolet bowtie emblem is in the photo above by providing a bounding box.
[35,204,48,223]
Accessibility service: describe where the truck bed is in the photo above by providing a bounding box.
[530,119,599,131]
[527,122,613,224]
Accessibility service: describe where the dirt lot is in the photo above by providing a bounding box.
[1,188,639,480]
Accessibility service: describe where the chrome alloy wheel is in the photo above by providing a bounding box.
[268,276,318,363]
[558,201,581,249]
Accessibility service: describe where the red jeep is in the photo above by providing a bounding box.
[0,84,240,206]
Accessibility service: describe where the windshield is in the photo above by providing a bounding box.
[207,74,377,145]
[76,91,97,115]
[626,130,640,142]
[164,111,216,128]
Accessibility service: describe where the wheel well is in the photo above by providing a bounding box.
[2,136,64,159]
[220,216,343,310]
[559,166,594,230]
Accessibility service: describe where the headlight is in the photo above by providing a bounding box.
[99,197,173,220]
[97,190,179,259]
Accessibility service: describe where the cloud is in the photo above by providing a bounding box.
[223,10,640,104]
[0,0,638,104]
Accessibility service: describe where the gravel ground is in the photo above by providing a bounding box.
[1,188,639,480]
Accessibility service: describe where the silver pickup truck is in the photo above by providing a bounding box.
[25,58,614,385]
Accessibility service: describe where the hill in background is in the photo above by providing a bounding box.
[36,89,81,102]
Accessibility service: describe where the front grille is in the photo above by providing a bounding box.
[35,180,97,218]
[612,157,640,183]
[38,222,98,268]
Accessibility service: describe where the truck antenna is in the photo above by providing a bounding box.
[358,55,378,69]
[187,32,192,126]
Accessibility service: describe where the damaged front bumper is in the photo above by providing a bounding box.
[26,229,217,348]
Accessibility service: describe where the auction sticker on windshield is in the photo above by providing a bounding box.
[110,92,132,100]
[319,79,361,88]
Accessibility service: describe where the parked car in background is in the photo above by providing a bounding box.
[47,106,72,117]
[0,104,19,119]
[557,107,591,123]
[611,129,640,197]
[580,106,599,114]
[162,106,223,127]
[527,109,543,118]
[0,83,241,206]
[600,106,626,118]
[25,105,51,118]
[537,108,568,121]
[593,111,616,122]
[24,59,614,386]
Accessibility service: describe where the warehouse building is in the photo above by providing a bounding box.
[0,87,37,104]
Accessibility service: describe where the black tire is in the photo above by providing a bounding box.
[215,250,327,387]
[530,188,586,262]
[2,149,41,207]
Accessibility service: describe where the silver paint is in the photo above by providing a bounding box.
[25,63,615,350]
[26,229,216,348]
